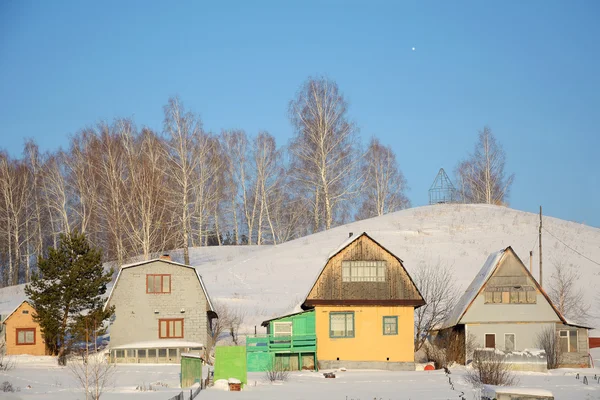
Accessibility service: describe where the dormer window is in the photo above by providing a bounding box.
[342,261,386,282]
[146,274,171,294]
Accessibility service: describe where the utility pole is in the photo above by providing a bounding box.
[539,206,543,287]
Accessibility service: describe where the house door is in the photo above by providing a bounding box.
[485,334,495,348]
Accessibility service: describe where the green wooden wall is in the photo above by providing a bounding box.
[180,355,202,388]
[214,346,247,385]
[268,310,315,335]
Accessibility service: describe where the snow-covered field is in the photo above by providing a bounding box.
[1,349,599,400]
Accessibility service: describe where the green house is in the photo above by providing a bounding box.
[246,310,317,372]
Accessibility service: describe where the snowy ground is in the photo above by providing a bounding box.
[1,349,599,400]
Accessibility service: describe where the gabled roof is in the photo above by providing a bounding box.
[104,258,215,313]
[2,300,34,325]
[261,309,313,327]
[441,246,589,330]
[301,232,424,309]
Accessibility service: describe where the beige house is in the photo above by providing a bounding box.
[104,255,217,363]
[2,301,47,356]
[440,246,591,368]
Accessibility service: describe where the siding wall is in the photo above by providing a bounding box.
[306,235,421,303]
[4,302,46,356]
[315,305,414,363]
[466,322,555,352]
[107,261,209,349]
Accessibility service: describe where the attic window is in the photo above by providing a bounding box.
[22,310,29,314]
[342,261,386,282]
[484,286,536,304]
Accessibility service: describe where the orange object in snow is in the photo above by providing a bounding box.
[424,364,435,371]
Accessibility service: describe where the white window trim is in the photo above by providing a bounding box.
[559,329,578,353]
[484,333,496,349]
[273,322,293,337]
[504,333,516,352]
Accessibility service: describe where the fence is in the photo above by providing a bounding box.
[166,383,203,400]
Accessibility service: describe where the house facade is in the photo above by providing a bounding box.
[2,301,47,356]
[246,310,317,372]
[440,246,590,368]
[301,232,424,370]
[104,255,217,363]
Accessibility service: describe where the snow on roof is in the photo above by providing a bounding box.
[0,283,28,316]
[1,300,33,324]
[441,248,506,329]
[111,340,204,349]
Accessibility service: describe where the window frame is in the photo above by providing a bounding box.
[146,274,171,294]
[329,312,355,338]
[504,333,516,352]
[273,321,293,337]
[16,328,36,345]
[158,318,184,339]
[341,261,386,282]
[559,329,578,353]
[382,316,398,336]
[484,333,496,349]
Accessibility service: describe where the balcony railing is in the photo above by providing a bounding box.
[246,334,316,353]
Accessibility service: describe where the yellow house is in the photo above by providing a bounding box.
[2,301,47,356]
[301,232,425,370]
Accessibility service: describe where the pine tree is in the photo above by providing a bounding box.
[25,230,114,365]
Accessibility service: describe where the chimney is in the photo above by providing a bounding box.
[159,254,171,261]
[348,232,353,238]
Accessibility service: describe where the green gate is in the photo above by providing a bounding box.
[180,354,203,388]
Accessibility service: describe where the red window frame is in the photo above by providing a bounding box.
[158,318,184,339]
[16,328,36,345]
[146,274,171,294]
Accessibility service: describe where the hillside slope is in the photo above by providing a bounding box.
[186,204,600,335]
[1,204,598,337]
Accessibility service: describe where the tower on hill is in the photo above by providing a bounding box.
[429,168,457,204]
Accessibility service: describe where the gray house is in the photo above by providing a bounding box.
[439,246,591,368]
[104,255,217,363]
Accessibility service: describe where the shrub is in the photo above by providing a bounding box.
[536,326,562,369]
[1,381,14,392]
[465,349,518,387]
[265,366,289,382]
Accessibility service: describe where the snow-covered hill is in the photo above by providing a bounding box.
[2,204,599,336]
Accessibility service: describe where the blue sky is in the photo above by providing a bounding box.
[0,1,598,227]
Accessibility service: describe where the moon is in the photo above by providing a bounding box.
[412,47,416,51]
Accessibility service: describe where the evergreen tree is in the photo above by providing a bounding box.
[25,230,114,365]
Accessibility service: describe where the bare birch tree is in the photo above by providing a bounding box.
[122,128,171,259]
[163,97,204,264]
[357,137,409,220]
[455,126,514,205]
[547,258,590,324]
[289,76,361,231]
[413,261,459,352]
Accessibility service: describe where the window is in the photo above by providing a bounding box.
[138,349,146,358]
[168,348,177,358]
[484,286,536,304]
[273,322,293,337]
[22,310,29,314]
[342,261,386,282]
[159,319,184,338]
[127,349,135,357]
[504,334,515,352]
[158,348,167,357]
[329,312,354,338]
[115,350,125,358]
[485,334,496,348]
[148,349,157,357]
[16,328,35,345]
[383,316,398,335]
[146,274,171,294]
[559,330,578,353]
